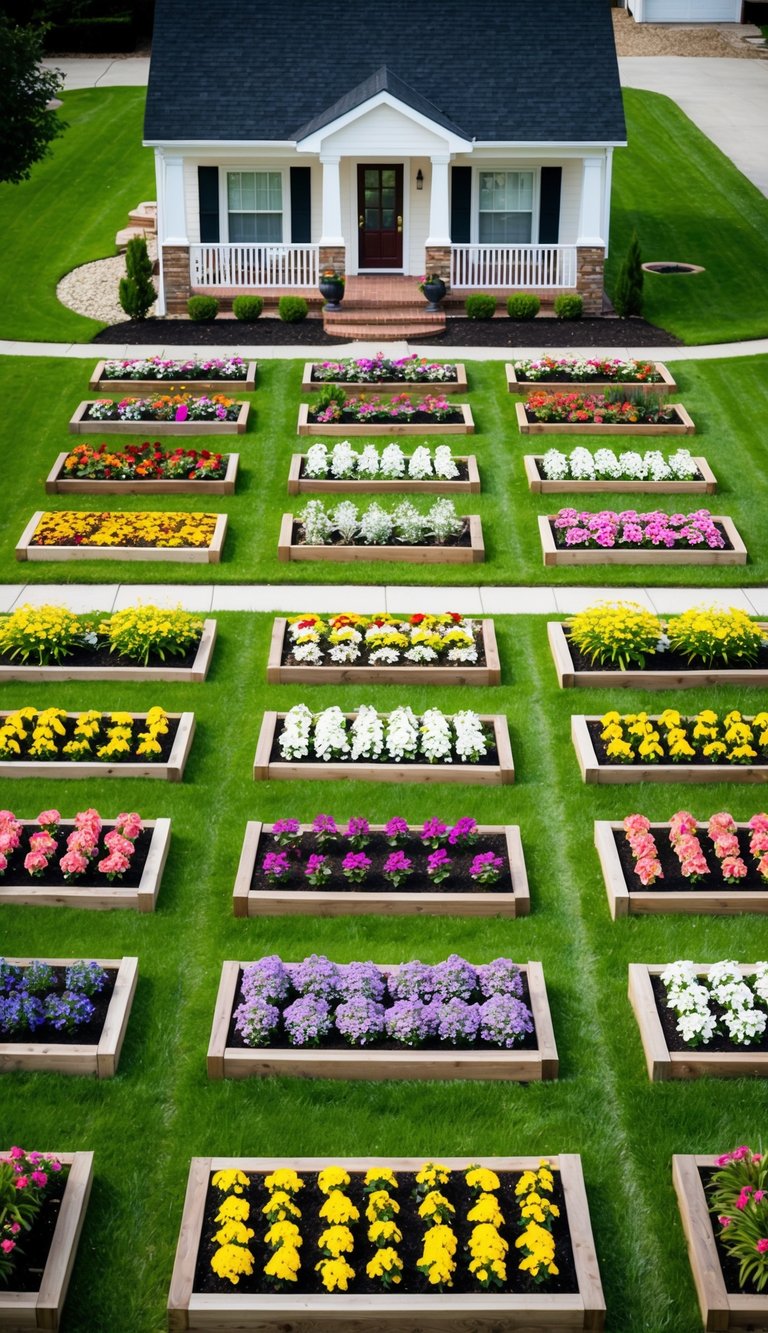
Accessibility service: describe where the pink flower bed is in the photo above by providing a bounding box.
[552,508,726,551]
[623,811,768,886]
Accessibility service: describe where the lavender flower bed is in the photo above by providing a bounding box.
[0,959,115,1046]
[229,954,535,1052]
[310,354,458,385]
[551,508,731,552]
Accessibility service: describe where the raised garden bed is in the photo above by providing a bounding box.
[506,360,677,394]
[0,956,137,1076]
[232,822,529,917]
[207,959,557,1081]
[167,1153,604,1332]
[89,357,257,393]
[0,709,194,781]
[0,818,170,913]
[673,1154,768,1332]
[539,514,746,566]
[16,511,228,564]
[595,820,768,918]
[69,400,250,435]
[516,400,695,435]
[571,715,768,786]
[0,1150,93,1332]
[253,711,514,786]
[297,402,475,436]
[0,619,217,683]
[288,452,481,494]
[278,513,484,564]
[46,450,239,495]
[628,963,768,1081]
[302,360,468,394]
[266,616,500,685]
[548,621,768,690]
[523,453,716,494]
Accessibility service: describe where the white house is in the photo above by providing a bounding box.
[143,0,627,316]
[628,1,743,20]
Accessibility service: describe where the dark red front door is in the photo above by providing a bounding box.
[358,164,403,269]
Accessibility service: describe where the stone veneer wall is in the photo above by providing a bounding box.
[162,245,192,315]
[319,246,346,276]
[576,246,605,316]
[424,246,452,283]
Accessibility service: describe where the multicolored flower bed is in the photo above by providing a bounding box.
[252,815,509,897]
[551,508,728,552]
[26,511,219,550]
[229,954,535,1052]
[538,447,699,483]
[58,442,228,482]
[302,441,462,482]
[0,603,205,668]
[85,393,241,423]
[202,1158,571,1295]
[0,808,146,885]
[619,811,768,891]
[308,394,462,425]
[523,391,678,426]
[706,1146,768,1294]
[653,960,768,1050]
[594,709,768,767]
[0,959,112,1039]
[0,706,173,762]
[283,614,481,668]
[98,356,248,383]
[310,355,459,385]
[512,356,665,385]
[566,603,765,670]
[277,706,490,765]
[295,499,469,549]
[0,1146,66,1285]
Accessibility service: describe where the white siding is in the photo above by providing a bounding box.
[321,103,448,156]
[558,159,581,245]
[632,0,741,20]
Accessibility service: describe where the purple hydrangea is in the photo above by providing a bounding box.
[435,998,480,1045]
[384,816,410,845]
[22,961,56,994]
[388,961,435,1002]
[478,994,533,1047]
[0,960,23,993]
[384,998,440,1046]
[0,990,45,1034]
[421,818,448,849]
[312,813,339,844]
[431,954,477,1001]
[64,961,107,996]
[476,958,523,999]
[283,994,332,1046]
[339,961,386,1002]
[272,818,302,846]
[234,996,280,1046]
[469,851,504,884]
[426,849,452,884]
[341,851,371,884]
[241,956,291,1005]
[447,817,479,847]
[382,851,413,887]
[289,954,341,1001]
[44,990,95,1032]
[345,816,371,848]
[334,996,386,1046]
[262,850,291,882]
[305,853,331,886]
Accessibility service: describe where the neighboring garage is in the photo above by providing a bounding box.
[629,0,743,19]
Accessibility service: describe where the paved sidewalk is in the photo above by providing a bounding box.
[2,583,766,616]
[42,57,150,88]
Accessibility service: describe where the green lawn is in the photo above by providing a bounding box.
[3,611,764,1331]
[0,88,154,343]
[607,89,768,344]
[2,352,768,587]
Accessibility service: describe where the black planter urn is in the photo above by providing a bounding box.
[319,278,345,311]
[421,277,447,312]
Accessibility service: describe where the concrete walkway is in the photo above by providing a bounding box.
[42,56,150,88]
[3,583,767,616]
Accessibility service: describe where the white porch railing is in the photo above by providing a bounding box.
[190,243,319,288]
[450,244,577,289]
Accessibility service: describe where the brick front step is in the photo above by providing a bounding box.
[322,320,446,340]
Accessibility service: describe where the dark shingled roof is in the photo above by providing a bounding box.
[144,0,626,145]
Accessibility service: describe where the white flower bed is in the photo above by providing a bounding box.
[304,440,460,481]
[278,705,489,765]
[660,959,768,1047]
[287,614,479,667]
[298,497,463,547]
[541,447,699,483]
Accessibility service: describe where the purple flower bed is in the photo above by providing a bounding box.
[0,958,111,1041]
[230,953,534,1051]
[552,508,728,551]
[310,354,458,385]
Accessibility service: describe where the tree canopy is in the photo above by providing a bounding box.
[0,18,65,186]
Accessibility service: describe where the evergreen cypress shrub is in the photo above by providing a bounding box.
[613,230,644,318]
[118,236,157,321]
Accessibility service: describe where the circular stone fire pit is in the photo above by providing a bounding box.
[642,262,704,276]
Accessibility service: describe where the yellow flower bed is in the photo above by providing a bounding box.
[569,601,766,671]
[599,708,768,765]
[0,706,171,762]
[29,511,218,549]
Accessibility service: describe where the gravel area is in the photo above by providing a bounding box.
[612,8,763,57]
[57,237,158,325]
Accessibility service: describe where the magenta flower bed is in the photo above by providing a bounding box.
[552,507,727,551]
[309,393,460,424]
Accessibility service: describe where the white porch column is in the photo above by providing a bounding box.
[319,155,344,244]
[161,153,188,245]
[577,155,605,247]
[426,154,451,245]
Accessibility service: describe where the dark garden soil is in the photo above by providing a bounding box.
[193,1166,578,1297]
[31,533,214,553]
[0,825,153,891]
[587,719,767,768]
[268,723,499,768]
[94,315,682,349]
[0,639,200,672]
[290,519,472,551]
[536,458,706,482]
[700,1167,766,1298]
[4,1170,68,1292]
[614,826,768,895]
[557,520,735,554]
[650,974,768,1055]
[1,966,117,1047]
[306,409,467,425]
[0,714,180,764]
[566,632,767,677]
[252,831,509,896]
[298,457,473,483]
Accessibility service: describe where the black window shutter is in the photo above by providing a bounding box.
[539,167,562,244]
[290,167,312,243]
[198,166,220,243]
[450,166,472,243]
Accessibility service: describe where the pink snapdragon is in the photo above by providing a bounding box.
[36,809,60,831]
[623,814,663,885]
[29,831,56,856]
[115,811,142,841]
[59,849,89,880]
[97,850,131,880]
[23,850,48,876]
[706,810,748,881]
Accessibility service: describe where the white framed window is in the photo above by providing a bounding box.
[226,171,283,242]
[477,170,534,244]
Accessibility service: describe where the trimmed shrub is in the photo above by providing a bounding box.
[232,295,264,322]
[187,295,219,322]
[279,295,309,323]
[465,293,497,321]
[554,294,584,321]
[506,293,540,321]
[118,236,156,322]
[613,230,644,318]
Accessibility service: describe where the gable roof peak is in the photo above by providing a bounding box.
[293,63,469,142]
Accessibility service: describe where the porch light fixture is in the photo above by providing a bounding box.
[416,169,424,190]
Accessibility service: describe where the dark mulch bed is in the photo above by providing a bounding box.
[701,1167,766,1298]
[269,722,499,768]
[0,638,200,673]
[0,825,154,891]
[614,827,767,896]
[554,520,735,554]
[193,1166,578,1297]
[94,315,682,349]
[1,966,117,1047]
[566,631,768,677]
[649,973,768,1055]
[307,410,466,425]
[5,1170,69,1292]
[586,719,768,768]
[252,831,509,896]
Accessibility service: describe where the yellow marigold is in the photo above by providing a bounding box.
[264,1169,304,1195]
[418,1190,455,1222]
[319,1190,360,1225]
[467,1193,504,1227]
[210,1242,254,1285]
[415,1162,451,1189]
[262,1190,301,1221]
[465,1166,501,1194]
[366,1247,402,1282]
[264,1220,301,1249]
[364,1167,398,1190]
[368,1218,402,1246]
[365,1190,399,1222]
[315,1257,354,1292]
[318,1224,354,1257]
[212,1168,250,1195]
[317,1166,351,1195]
[264,1245,300,1283]
[216,1196,250,1224]
[213,1219,255,1247]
